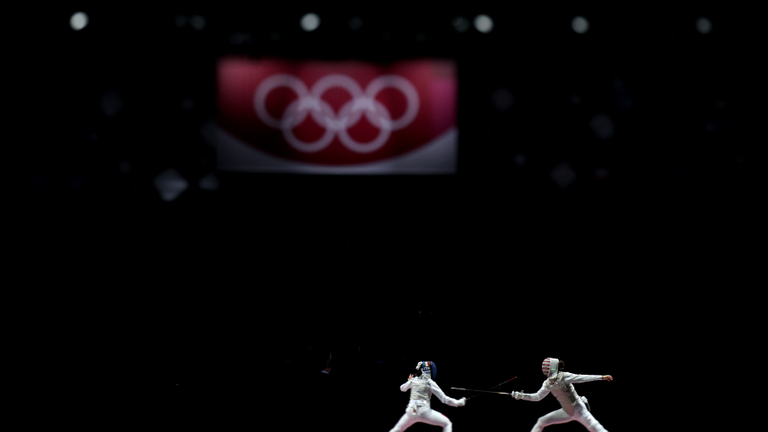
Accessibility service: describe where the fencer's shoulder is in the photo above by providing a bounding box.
[544,372,566,385]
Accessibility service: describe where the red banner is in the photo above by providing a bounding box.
[209,57,457,174]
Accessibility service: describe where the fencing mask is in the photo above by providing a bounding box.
[542,358,559,377]
[416,361,437,379]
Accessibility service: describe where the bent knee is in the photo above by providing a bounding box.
[531,418,546,432]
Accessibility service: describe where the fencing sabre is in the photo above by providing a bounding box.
[451,376,516,400]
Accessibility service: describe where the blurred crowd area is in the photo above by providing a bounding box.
[3,5,758,290]
[7,6,759,201]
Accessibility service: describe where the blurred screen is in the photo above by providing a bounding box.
[209,57,457,174]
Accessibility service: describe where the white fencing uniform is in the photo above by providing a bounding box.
[389,362,466,432]
[512,358,609,432]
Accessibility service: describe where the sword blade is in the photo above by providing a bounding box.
[460,376,517,400]
[451,387,512,395]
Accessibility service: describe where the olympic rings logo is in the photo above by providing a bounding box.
[254,74,420,154]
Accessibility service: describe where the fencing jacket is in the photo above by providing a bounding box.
[518,372,602,415]
[400,375,464,414]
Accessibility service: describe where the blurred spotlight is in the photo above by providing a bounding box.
[198,173,220,192]
[349,16,363,31]
[550,162,577,188]
[27,172,47,190]
[69,175,85,191]
[70,12,89,31]
[190,15,206,30]
[589,113,615,139]
[611,78,633,110]
[595,167,609,181]
[514,153,527,166]
[229,32,249,46]
[175,15,187,28]
[571,16,589,34]
[301,13,321,32]
[99,90,124,118]
[118,160,132,174]
[490,87,514,112]
[473,15,494,33]
[696,17,712,34]
[452,16,470,33]
[570,94,581,105]
[181,97,195,111]
[154,168,188,202]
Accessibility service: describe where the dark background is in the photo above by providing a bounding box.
[6,4,758,431]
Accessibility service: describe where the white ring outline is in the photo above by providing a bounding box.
[336,98,393,153]
[254,74,309,129]
[253,73,420,154]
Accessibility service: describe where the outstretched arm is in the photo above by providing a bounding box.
[430,381,466,407]
[564,372,613,384]
[511,382,550,401]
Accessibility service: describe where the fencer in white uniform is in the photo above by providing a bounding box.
[511,358,613,432]
[389,361,466,432]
